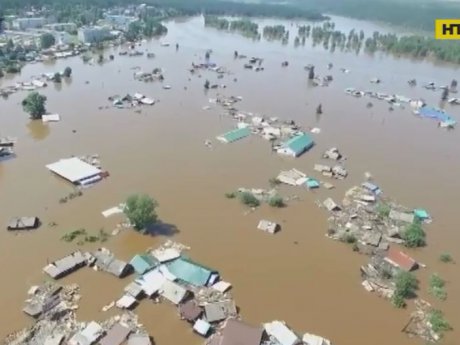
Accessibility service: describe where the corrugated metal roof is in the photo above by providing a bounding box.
[264,321,300,345]
[99,324,131,345]
[217,127,251,143]
[167,256,217,286]
[130,254,158,275]
[46,157,102,183]
[220,319,263,345]
[282,133,314,155]
[159,280,187,305]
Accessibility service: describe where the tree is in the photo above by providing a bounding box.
[0,68,3,78]
[441,87,449,101]
[40,33,56,49]
[392,271,418,308]
[53,72,62,83]
[63,66,72,78]
[22,92,47,119]
[308,66,315,80]
[124,194,159,231]
[439,253,453,263]
[402,221,426,247]
[204,80,210,89]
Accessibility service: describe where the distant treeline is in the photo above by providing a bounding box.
[1,0,327,21]
[204,16,260,39]
[287,0,460,32]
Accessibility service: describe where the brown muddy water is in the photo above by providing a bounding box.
[1,16,459,345]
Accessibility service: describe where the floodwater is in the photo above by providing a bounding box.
[1,15,459,345]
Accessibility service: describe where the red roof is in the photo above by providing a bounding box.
[385,247,418,271]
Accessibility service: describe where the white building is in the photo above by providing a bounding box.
[78,26,112,43]
[44,23,77,33]
[12,17,46,31]
[53,31,73,45]
[103,15,137,31]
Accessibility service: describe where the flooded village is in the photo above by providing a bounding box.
[1,3,460,345]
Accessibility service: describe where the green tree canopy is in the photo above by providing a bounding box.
[392,270,418,308]
[40,33,56,49]
[402,220,426,248]
[22,92,47,119]
[53,72,62,83]
[63,66,72,78]
[124,194,159,231]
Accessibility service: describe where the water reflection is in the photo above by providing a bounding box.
[27,120,50,141]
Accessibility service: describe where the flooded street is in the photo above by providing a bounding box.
[1,15,459,345]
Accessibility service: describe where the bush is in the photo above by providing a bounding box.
[352,243,359,252]
[225,192,236,199]
[0,69,3,78]
[53,72,62,83]
[239,192,260,207]
[124,194,159,231]
[268,177,281,187]
[268,195,285,208]
[429,274,447,301]
[402,220,426,248]
[344,233,357,243]
[429,309,452,334]
[6,64,21,74]
[440,253,453,263]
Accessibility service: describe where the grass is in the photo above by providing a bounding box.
[268,195,285,208]
[439,252,453,263]
[428,309,452,335]
[239,191,260,207]
[429,274,447,301]
[61,228,109,245]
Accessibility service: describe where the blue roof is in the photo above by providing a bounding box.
[282,133,314,156]
[167,256,218,286]
[130,254,159,275]
[418,107,455,123]
[218,127,251,143]
[306,178,320,189]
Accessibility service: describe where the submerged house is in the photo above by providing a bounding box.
[7,216,40,231]
[99,324,131,345]
[277,133,314,158]
[167,256,219,287]
[130,254,159,275]
[216,127,251,143]
[46,157,103,186]
[69,321,104,345]
[384,247,418,272]
[210,319,264,345]
[43,251,87,279]
[263,321,301,345]
[92,248,132,278]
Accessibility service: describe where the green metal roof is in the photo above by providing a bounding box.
[130,254,159,275]
[219,127,251,143]
[282,133,314,155]
[167,256,218,286]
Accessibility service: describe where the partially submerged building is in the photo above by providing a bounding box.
[69,321,104,345]
[216,127,251,143]
[99,323,131,345]
[159,280,188,305]
[277,133,314,158]
[263,321,301,345]
[7,216,40,231]
[43,251,87,279]
[130,254,159,275]
[210,319,264,345]
[46,157,103,186]
[384,247,418,272]
[257,220,279,234]
[204,300,237,323]
[167,256,219,287]
[92,248,132,278]
[179,299,203,322]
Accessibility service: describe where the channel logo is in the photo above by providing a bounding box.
[435,19,460,39]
